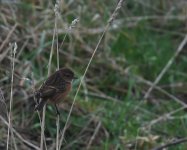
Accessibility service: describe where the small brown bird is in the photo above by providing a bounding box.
[34,68,76,114]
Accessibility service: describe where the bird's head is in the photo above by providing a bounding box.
[60,68,77,82]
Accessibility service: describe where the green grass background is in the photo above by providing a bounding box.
[1,0,187,149]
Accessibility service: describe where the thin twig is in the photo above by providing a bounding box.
[31,73,47,150]
[136,76,187,107]
[0,47,11,63]
[144,106,186,129]
[58,0,124,149]
[0,23,17,53]
[40,105,47,150]
[0,116,40,150]
[39,1,60,148]
[144,34,187,99]
[152,137,187,150]
[54,1,60,150]
[86,121,101,150]
[7,43,17,150]
[0,88,8,120]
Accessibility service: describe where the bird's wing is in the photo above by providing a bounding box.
[34,86,59,111]
[42,71,60,87]
[39,70,67,97]
[40,86,59,98]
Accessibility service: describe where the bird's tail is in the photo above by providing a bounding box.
[34,99,47,111]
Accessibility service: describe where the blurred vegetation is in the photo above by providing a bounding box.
[1,0,187,149]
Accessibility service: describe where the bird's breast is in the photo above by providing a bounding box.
[49,83,71,104]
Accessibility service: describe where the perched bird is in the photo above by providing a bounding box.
[34,68,76,114]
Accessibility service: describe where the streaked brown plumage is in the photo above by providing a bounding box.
[34,68,76,114]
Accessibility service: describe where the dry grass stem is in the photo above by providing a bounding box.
[0,116,40,150]
[0,24,17,53]
[144,34,187,99]
[86,121,101,150]
[58,0,124,148]
[7,43,17,150]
